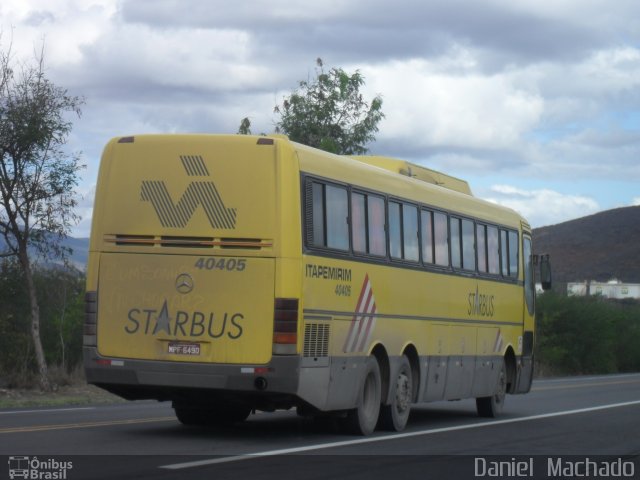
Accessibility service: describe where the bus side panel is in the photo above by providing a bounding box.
[472,327,502,398]
[423,355,447,402]
[442,326,476,400]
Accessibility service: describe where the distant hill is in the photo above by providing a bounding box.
[533,206,640,289]
[61,236,89,270]
[0,235,89,271]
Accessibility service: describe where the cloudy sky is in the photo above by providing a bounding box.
[2,0,639,236]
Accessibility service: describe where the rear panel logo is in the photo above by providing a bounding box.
[141,155,237,229]
[175,273,194,294]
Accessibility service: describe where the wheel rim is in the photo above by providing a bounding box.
[395,371,411,413]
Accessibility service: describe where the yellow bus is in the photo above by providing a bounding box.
[84,134,550,435]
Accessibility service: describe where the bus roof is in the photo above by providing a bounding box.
[349,155,472,196]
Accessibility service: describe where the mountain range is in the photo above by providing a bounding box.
[533,206,640,289]
[0,235,89,271]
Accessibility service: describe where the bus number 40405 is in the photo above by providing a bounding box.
[194,258,246,271]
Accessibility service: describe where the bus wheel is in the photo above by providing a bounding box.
[476,361,506,418]
[174,405,205,426]
[344,356,382,435]
[379,355,412,431]
[210,404,252,424]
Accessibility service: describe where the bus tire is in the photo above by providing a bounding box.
[378,355,412,431]
[174,405,204,426]
[344,356,382,435]
[476,361,506,418]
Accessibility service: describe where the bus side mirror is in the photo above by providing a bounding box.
[535,254,552,291]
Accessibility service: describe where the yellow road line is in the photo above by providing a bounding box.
[0,416,176,434]
[532,378,640,392]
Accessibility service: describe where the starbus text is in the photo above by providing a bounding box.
[125,301,244,339]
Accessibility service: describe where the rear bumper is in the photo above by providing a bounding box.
[83,347,300,401]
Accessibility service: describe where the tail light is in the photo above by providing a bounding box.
[273,298,298,355]
[84,291,98,347]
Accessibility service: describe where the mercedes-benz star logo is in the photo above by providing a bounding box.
[175,273,194,294]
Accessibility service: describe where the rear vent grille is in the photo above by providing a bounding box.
[219,238,264,250]
[160,236,214,248]
[303,323,330,357]
[115,234,154,246]
[106,235,272,250]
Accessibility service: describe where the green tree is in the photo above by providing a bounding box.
[534,292,638,375]
[0,43,84,390]
[239,58,384,154]
[0,261,85,385]
[0,259,32,382]
[37,267,85,372]
[237,117,252,135]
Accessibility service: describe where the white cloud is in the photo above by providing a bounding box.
[633,197,640,206]
[70,183,96,238]
[484,185,600,227]
[363,54,544,151]
[0,0,117,66]
[61,24,263,95]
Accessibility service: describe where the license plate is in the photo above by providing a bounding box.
[168,342,201,356]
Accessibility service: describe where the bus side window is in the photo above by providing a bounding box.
[508,230,519,278]
[352,192,366,253]
[524,236,534,315]
[450,217,462,269]
[325,184,349,250]
[310,181,349,251]
[487,225,500,274]
[462,218,476,271]
[477,224,487,273]
[403,203,419,262]
[500,229,509,277]
[421,209,434,264]
[368,194,386,256]
[434,211,449,266]
[389,201,402,259]
[500,229,519,278]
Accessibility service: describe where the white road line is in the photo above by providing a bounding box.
[0,407,96,415]
[534,373,640,384]
[160,399,640,470]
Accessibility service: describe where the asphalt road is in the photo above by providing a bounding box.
[2,374,640,479]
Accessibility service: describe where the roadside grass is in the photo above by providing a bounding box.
[0,384,125,409]
[0,365,125,409]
